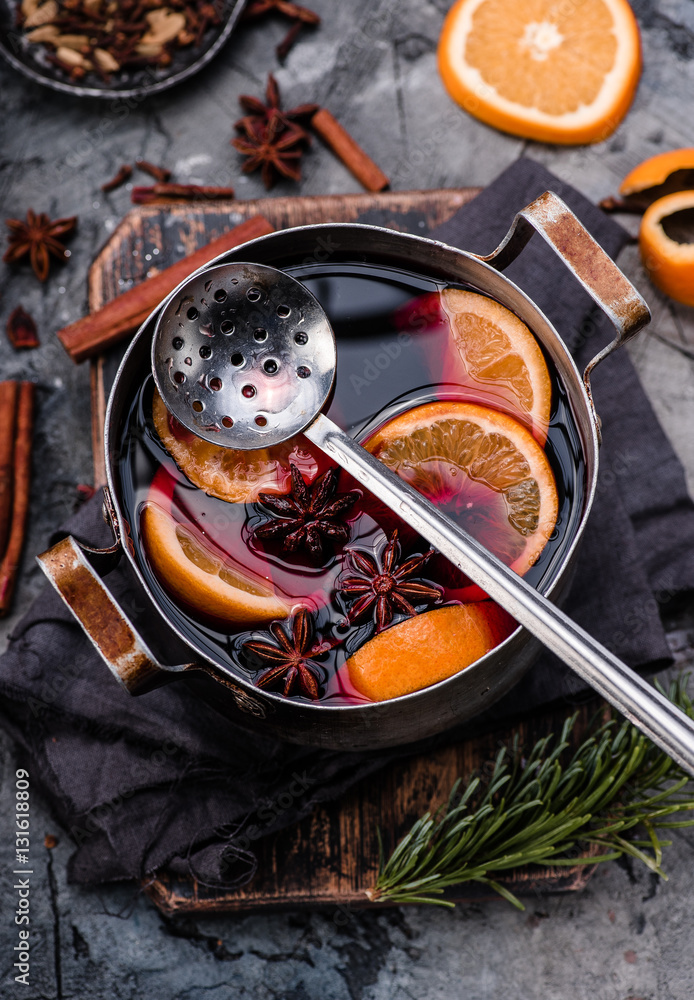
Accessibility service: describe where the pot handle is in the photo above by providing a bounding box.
[478,190,650,437]
[37,534,195,694]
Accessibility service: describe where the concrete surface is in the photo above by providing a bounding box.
[1,0,694,996]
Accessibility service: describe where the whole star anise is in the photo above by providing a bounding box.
[254,463,360,557]
[244,608,323,699]
[340,530,442,632]
[232,113,307,189]
[4,209,77,282]
[236,73,318,141]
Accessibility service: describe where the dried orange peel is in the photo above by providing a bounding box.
[345,603,516,702]
[438,0,641,145]
[639,191,694,307]
[620,148,694,196]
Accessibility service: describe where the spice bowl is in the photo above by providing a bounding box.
[38,197,650,750]
[0,0,245,100]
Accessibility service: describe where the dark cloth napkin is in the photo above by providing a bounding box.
[2,158,694,888]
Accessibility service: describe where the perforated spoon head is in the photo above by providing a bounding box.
[151,262,337,450]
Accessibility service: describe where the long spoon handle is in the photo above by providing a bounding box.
[305,413,694,776]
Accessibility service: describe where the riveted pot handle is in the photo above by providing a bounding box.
[37,534,194,694]
[478,190,650,437]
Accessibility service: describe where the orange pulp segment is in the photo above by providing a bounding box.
[365,401,558,577]
[438,0,641,145]
[639,191,694,307]
[345,603,516,701]
[141,500,291,626]
[440,289,551,444]
[152,389,321,503]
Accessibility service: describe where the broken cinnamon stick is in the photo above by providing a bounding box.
[0,381,35,617]
[0,381,19,560]
[135,160,172,182]
[311,108,389,193]
[57,214,275,364]
[102,164,133,193]
[131,183,236,204]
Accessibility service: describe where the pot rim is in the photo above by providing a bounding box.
[104,222,600,715]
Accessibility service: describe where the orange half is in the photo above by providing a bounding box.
[438,0,642,144]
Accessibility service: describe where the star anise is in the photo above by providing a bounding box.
[236,73,318,141]
[244,608,323,699]
[232,113,308,189]
[254,463,360,557]
[4,209,77,282]
[340,530,442,632]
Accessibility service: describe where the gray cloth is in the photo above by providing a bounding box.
[1,159,693,887]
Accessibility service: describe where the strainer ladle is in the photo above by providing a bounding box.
[152,260,694,775]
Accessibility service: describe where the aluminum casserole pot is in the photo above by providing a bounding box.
[39,192,649,750]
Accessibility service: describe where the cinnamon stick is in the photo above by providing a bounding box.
[57,214,275,364]
[0,381,19,560]
[0,381,35,617]
[131,183,236,204]
[311,108,389,193]
[135,160,172,182]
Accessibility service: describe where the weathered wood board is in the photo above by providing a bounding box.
[89,187,600,915]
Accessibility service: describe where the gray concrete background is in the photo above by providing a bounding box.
[1,0,694,996]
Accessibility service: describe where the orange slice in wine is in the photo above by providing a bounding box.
[141,500,291,626]
[440,289,552,444]
[365,401,558,578]
[345,603,516,701]
[152,389,322,503]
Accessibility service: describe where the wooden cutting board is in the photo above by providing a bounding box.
[89,187,600,914]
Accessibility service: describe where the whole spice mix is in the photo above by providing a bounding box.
[17,0,223,81]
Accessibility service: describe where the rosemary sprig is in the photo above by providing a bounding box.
[367,676,694,910]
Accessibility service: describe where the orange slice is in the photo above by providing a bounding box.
[365,401,558,577]
[141,500,291,626]
[345,603,516,701]
[620,148,694,196]
[152,389,321,503]
[438,0,641,145]
[639,191,694,306]
[440,289,551,444]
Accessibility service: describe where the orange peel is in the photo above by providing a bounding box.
[620,148,694,196]
[437,0,641,145]
[639,190,694,307]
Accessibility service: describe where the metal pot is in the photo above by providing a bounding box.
[39,193,649,750]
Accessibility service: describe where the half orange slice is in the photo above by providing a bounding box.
[345,603,516,702]
[365,401,558,577]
